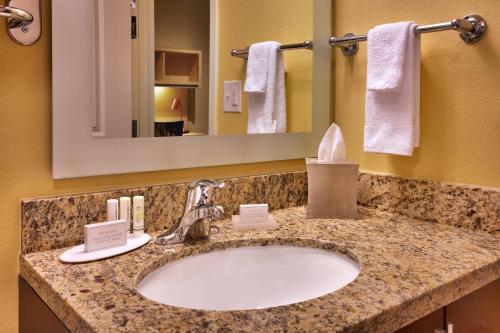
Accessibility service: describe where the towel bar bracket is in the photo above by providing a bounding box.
[335,33,359,56]
[0,0,41,45]
[458,15,486,44]
[330,14,487,56]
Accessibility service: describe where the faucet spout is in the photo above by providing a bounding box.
[156,180,225,246]
[189,204,225,221]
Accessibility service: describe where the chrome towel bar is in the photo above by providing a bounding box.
[330,14,487,56]
[0,5,32,25]
[231,40,313,59]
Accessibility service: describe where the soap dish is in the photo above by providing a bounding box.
[231,214,279,231]
[59,234,151,264]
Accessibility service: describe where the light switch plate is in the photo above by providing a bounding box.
[223,81,242,112]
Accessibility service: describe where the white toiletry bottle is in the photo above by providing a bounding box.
[119,197,131,235]
[133,196,145,237]
[107,199,119,222]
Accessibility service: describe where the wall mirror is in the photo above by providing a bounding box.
[52,0,331,178]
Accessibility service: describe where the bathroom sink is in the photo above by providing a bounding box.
[137,245,360,311]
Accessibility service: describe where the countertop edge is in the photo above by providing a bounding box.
[354,260,500,332]
[19,256,95,333]
[20,245,500,333]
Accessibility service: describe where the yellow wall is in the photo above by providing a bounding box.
[154,87,189,122]
[2,1,499,331]
[333,0,500,188]
[0,2,304,331]
[217,0,314,134]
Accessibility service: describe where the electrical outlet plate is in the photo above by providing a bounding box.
[7,0,41,45]
[223,80,242,113]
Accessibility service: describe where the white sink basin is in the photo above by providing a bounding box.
[137,245,360,311]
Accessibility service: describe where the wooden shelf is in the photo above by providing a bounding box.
[155,48,202,87]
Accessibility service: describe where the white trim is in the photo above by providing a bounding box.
[208,0,218,135]
[92,0,106,137]
[127,0,155,138]
[137,0,155,138]
[52,0,331,179]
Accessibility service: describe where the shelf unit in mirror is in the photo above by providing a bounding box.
[155,48,202,87]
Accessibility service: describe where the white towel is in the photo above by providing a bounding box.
[244,41,287,134]
[364,22,421,156]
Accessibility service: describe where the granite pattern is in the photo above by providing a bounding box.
[21,172,307,254]
[21,171,499,254]
[21,207,500,333]
[357,173,500,235]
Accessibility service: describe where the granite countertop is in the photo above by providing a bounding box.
[20,206,500,333]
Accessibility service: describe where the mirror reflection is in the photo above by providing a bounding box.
[93,0,314,138]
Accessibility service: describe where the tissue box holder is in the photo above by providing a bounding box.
[306,158,358,220]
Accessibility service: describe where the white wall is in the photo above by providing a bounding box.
[94,0,133,138]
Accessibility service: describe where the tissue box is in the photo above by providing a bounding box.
[306,158,359,220]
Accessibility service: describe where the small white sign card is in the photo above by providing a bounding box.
[84,220,128,252]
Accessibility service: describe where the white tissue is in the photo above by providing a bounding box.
[318,123,346,162]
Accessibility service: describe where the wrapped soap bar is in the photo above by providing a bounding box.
[232,204,278,231]
[240,204,269,224]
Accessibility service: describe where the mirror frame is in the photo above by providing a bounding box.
[52,0,331,179]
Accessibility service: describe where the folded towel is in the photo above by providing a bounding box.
[364,22,421,156]
[244,41,287,134]
[244,43,271,93]
[367,22,413,92]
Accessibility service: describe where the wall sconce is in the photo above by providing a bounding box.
[171,98,183,120]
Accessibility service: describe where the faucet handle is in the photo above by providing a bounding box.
[189,179,225,189]
[189,179,225,208]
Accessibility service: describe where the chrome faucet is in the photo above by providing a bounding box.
[156,179,225,245]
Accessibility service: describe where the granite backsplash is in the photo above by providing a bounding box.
[21,171,499,254]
